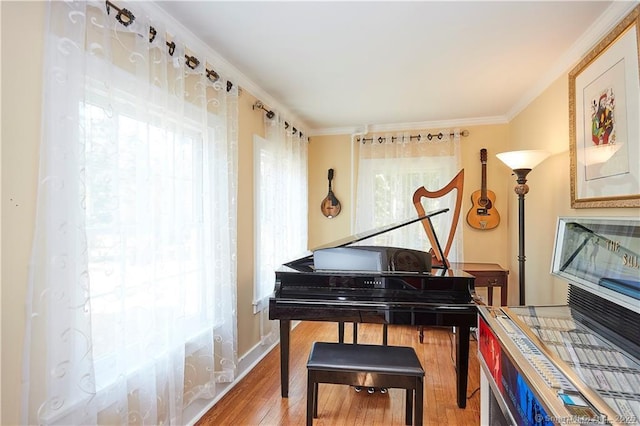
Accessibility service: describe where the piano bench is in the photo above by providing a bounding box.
[306,342,424,425]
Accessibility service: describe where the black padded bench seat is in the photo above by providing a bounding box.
[306,342,425,425]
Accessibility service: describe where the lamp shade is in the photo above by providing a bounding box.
[496,150,551,170]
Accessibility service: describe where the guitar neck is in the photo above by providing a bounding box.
[481,162,487,201]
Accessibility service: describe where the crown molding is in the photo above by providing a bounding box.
[308,115,509,137]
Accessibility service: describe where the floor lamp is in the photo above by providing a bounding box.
[496,150,550,305]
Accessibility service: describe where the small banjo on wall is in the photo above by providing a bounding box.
[321,169,341,218]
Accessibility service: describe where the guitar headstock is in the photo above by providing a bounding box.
[480,148,487,164]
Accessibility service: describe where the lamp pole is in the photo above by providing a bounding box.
[513,168,531,306]
[496,149,550,306]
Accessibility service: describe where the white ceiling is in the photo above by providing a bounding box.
[155,1,635,134]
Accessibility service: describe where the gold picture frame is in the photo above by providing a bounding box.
[569,5,640,208]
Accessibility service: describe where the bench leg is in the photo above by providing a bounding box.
[307,374,315,426]
[313,382,318,417]
[405,389,413,425]
[415,378,423,426]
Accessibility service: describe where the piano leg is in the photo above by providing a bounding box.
[279,319,290,397]
[337,322,360,344]
[338,322,345,343]
[456,326,470,408]
[338,323,388,345]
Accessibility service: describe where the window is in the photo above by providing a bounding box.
[23,3,238,422]
[82,99,215,389]
[253,127,308,320]
[355,132,463,261]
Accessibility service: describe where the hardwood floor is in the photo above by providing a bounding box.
[196,321,481,425]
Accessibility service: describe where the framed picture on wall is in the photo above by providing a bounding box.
[569,5,640,208]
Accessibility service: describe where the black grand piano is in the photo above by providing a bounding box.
[268,208,479,408]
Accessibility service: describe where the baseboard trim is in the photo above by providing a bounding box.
[184,321,300,425]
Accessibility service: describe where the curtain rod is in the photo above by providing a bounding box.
[105,0,234,91]
[253,101,307,140]
[357,129,470,144]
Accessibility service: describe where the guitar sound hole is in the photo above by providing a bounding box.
[478,199,492,208]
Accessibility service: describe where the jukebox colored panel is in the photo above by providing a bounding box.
[479,316,503,391]
[479,316,552,426]
[500,352,553,426]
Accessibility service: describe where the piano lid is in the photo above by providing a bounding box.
[307,207,450,269]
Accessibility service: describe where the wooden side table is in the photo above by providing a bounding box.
[451,262,509,306]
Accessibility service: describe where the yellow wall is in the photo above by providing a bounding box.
[307,134,353,248]
[1,2,46,423]
[236,92,266,358]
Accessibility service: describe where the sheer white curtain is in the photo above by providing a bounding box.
[355,130,464,261]
[23,2,238,424]
[254,112,308,342]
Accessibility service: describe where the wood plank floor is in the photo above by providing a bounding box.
[196,321,480,425]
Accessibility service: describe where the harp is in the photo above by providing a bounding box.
[412,169,464,269]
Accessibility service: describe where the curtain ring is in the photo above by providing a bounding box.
[106,1,135,27]
[185,55,199,70]
[166,41,176,56]
[115,7,134,26]
[206,69,219,83]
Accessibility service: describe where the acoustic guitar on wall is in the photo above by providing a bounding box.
[467,148,500,230]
